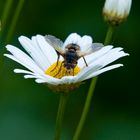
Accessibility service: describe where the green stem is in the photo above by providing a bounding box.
[0,0,14,40]
[0,0,24,74]
[0,0,13,73]
[54,93,68,140]
[104,25,114,45]
[72,77,97,140]
[5,0,25,44]
[72,25,115,140]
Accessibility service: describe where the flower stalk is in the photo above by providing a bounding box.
[5,0,25,44]
[54,93,69,140]
[72,25,115,140]
[0,0,24,73]
[0,0,14,40]
[72,77,97,140]
[104,25,114,45]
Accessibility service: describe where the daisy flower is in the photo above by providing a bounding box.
[103,0,132,25]
[4,33,129,92]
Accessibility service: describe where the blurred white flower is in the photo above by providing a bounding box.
[103,0,132,25]
[4,33,128,92]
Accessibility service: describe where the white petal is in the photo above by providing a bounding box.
[4,54,42,75]
[78,35,93,51]
[78,45,113,68]
[5,54,59,85]
[60,76,76,84]
[5,51,62,85]
[83,64,123,80]
[35,79,46,83]
[35,73,62,85]
[31,36,50,69]
[102,51,129,67]
[63,33,81,48]
[24,75,37,79]
[23,74,47,80]
[103,0,132,17]
[14,69,48,81]
[5,45,44,74]
[75,64,102,82]
[18,36,49,70]
[36,35,58,64]
[76,47,128,82]
[14,69,34,75]
[89,47,129,68]
[21,71,59,84]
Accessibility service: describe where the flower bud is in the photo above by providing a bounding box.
[103,0,132,25]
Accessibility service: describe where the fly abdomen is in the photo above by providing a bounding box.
[64,51,78,70]
[65,51,78,63]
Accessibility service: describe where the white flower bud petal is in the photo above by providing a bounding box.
[103,0,132,25]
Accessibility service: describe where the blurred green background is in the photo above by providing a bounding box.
[0,0,139,140]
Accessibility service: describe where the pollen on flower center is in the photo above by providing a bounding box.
[45,61,81,79]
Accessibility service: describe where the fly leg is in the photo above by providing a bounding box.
[50,52,60,72]
[67,68,74,76]
[53,61,64,77]
[83,57,88,67]
[72,68,74,76]
[65,68,70,76]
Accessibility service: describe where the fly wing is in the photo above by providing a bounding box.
[45,35,65,55]
[92,43,104,51]
[77,43,104,57]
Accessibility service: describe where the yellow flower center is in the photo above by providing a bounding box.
[45,61,81,79]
